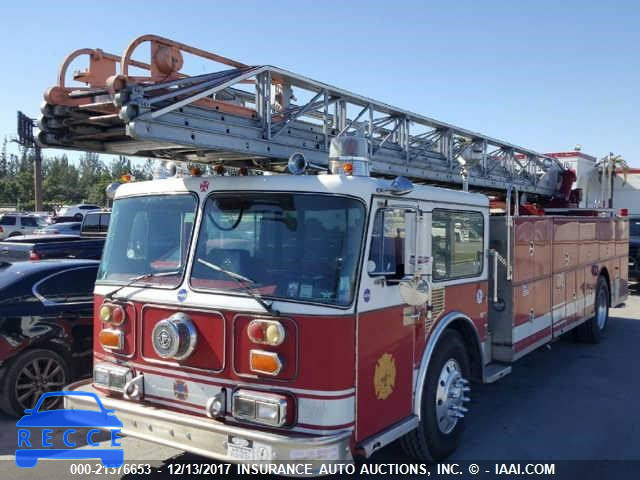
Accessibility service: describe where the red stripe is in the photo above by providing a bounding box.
[515,327,551,352]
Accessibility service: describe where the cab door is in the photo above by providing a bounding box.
[355,200,423,442]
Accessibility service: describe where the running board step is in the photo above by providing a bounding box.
[483,362,512,383]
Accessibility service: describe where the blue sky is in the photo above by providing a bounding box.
[0,0,638,165]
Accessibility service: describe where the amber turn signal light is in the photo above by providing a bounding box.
[249,350,282,376]
[99,329,123,351]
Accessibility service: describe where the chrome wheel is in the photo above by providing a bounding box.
[14,357,67,411]
[596,287,608,330]
[435,358,470,434]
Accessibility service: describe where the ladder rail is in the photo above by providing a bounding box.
[39,34,566,197]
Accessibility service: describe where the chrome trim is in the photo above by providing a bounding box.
[151,312,198,361]
[205,389,226,419]
[140,304,226,374]
[232,389,288,427]
[64,380,353,464]
[358,415,419,457]
[123,374,145,400]
[93,362,132,392]
[413,311,482,419]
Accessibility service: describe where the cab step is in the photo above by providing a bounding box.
[483,362,512,383]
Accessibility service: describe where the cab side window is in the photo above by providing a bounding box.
[368,208,408,280]
[432,210,484,281]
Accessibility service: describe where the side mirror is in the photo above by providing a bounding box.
[399,277,430,306]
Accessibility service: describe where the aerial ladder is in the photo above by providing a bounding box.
[39,34,570,201]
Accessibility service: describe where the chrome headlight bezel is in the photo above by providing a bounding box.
[151,312,197,361]
[93,362,133,392]
[232,389,288,427]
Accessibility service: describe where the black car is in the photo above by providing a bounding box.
[629,217,640,282]
[0,259,98,417]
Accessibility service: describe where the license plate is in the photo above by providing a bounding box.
[227,444,254,460]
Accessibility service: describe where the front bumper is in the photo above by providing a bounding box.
[64,380,353,464]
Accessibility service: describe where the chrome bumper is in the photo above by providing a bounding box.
[64,380,353,464]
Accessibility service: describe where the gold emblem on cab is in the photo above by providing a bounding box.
[374,353,396,400]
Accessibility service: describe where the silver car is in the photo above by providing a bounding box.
[33,222,82,235]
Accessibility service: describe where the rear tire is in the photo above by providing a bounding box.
[576,276,609,344]
[401,330,471,461]
[0,349,70,417]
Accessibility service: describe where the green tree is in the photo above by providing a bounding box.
[78,151,104,199]
[43,155,81,204]
[0,137,7,177]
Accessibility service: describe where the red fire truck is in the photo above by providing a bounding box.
[38,35,628,464]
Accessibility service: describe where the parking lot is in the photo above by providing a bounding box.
[1,289,639,479]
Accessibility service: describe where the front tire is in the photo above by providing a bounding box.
[0,349,70,417]
[401,330,471,461]
[576,276,609,344]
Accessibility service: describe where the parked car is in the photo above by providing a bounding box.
[80,209,111,237]
[33,222,81,235]
[629,216,640,281]
[0,259,99,417]
[0,234,105,262]
[0,213,48,240]
[56,204,100,221]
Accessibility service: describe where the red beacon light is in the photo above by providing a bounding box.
[619,208,629,217]
[213,165,225,175]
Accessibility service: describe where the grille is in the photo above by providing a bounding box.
[431,288,446,318]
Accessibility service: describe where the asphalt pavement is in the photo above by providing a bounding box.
[1,288,639,479]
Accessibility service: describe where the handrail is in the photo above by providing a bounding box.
[120,34,247,78]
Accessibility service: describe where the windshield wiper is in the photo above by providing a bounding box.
[104,270,181,301]
[196,258,278,315]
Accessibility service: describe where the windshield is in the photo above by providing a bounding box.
[97,194,197,286]
[191,193,365,306]
[630,218,640,237]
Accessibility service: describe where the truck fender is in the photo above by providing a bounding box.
[413,311,482,419]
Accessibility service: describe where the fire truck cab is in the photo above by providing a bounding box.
[74,170,491,463]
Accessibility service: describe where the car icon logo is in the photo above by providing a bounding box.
[15,391,124,468]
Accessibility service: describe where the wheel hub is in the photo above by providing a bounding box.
[435,359,470,434]
[596,288,608,330]
[15,358,66,410]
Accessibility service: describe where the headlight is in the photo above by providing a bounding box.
[232,390,289,427]
[93,362,133,392]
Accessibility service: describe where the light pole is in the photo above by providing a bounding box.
[16,111,43,212]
